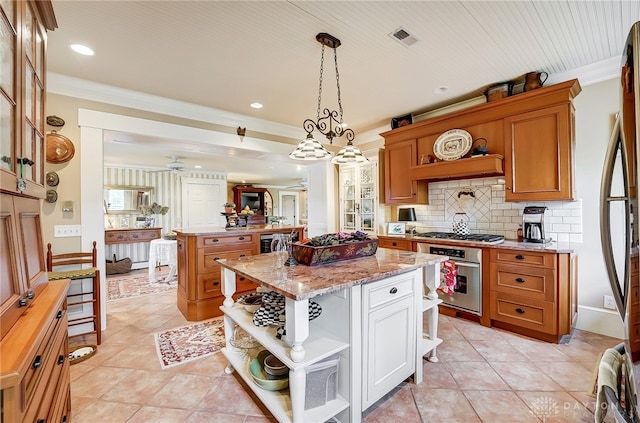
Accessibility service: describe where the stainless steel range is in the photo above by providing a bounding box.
[416,241,484,315]
[415,231,505,245]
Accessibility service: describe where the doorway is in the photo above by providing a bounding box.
[278,191,299,225]
[181,177,226,228]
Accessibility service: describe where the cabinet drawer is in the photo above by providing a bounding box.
[129,230,160,242]
[490,291,555,334]
[365,274,414,310]
[197,248,254,273]
[198,234,255,248]
[197,273,258,300]
[490,263,556,301]
[378,238,412,251]
[105,231,130,243]
[32,333,69,423]
[491,249,556,268]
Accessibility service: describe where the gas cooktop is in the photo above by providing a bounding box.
[414,232,505,245]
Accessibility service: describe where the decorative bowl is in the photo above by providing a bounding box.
[264,354,288,378]
[291,238,379,266]
[249,350,288,390]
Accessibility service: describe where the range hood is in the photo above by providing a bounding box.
[410,154,504,181]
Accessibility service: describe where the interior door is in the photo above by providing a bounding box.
[278,191,299,225]
[181,178,226,228]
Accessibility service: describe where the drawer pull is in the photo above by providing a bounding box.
[515,255,525,260]
[239,236,245,240]
[32,355,42,369]
[389,287,398,294]
[56,310,63,319]
[26,290,34,299]
[213,282,219,286]
[37,419,45,423]
[239,254,246,257]
[239,277,245,281]
[515,278,525,283]
[515,308,525,314]
[212,238,220,243]
[213,257,220,261]
[57,354,65,365]
[392,242,397,246]
[19,297,28,307]
[62,416,67,423]
[132,234,139,238]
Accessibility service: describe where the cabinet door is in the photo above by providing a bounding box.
[384,140,419,204]
[358,162,377,234]
[340,166,357,232]
[504,105,573,201]
[13,195,47,294]
[0,194,27,339]
[363,295,415,409]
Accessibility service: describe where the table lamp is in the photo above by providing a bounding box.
[398,208,417,234]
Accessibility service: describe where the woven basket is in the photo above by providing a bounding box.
[106,254,132,275]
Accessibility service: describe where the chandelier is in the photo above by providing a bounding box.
[289,33,368,164]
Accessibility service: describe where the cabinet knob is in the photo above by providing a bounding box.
[515,308,525,314]
[32,355,42,369]
[389,287,398,294]
[56,310,63,319]
[19,298,28,307]
[239,236,245,240]
[26,290,34,299]
[57,354,65,365]
[392,242,397,246]
[213,282,219,286]
[36,419,45,423]
[515,277,525,283]
[515,255,525,260]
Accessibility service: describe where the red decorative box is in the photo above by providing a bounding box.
[291,239,379,266]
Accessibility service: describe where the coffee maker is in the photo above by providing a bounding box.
[522,206,548,243]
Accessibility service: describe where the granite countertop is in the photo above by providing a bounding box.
[174,224,305,236]
[217,248,447,301]
[377,234,580,254]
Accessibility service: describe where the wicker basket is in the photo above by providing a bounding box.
[106,254,132,275]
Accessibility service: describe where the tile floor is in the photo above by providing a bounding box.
[70,270,621,422]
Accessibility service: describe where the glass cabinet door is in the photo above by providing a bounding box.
[340,166,357,231]
[359,163,375,233]
[339,162,377,235]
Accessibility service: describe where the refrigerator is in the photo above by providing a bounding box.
[600,20,640,423]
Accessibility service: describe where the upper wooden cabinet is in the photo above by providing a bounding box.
[0,1,56,199]
[381,79,581,203]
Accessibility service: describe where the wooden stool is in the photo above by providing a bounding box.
[46,241,101,345]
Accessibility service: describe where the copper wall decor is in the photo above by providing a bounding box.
[46,131,75,163]
[46,171,59,186]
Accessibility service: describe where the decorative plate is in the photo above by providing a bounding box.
[433,129,472,161]
[46,171,59,187]
[46,132,75,164]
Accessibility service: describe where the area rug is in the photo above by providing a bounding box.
[154,318,225,369]
[107,268,177,301]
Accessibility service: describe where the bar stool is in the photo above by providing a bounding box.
[46,241,101,345]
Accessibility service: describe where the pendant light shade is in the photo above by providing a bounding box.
[331,140,368,164]
[288,134,332,160]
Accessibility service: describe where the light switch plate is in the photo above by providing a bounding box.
[54,225,82,237]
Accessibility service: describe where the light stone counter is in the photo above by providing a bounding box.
[217,247,447,301]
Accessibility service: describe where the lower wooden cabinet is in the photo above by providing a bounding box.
[377,236,412,251]
[0,280,71,423]
[489,248,576,342]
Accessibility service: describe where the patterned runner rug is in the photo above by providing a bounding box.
[107,268,177,301]
[154,318,226,369]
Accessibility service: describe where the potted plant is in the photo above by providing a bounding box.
[140,202,169,227]
[223,202,236,214]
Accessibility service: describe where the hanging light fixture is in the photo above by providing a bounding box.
[289,33,367,163]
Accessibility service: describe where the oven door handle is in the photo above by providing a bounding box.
[453,261,480,269]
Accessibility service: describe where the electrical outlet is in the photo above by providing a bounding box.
[604,295,617,310]
[54,225,82,238]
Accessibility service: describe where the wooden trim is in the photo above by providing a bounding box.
[32,0,57,31]
[410,154,504,181]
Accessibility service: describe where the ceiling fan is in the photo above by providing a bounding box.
[285,179,308,190]
[145,156,186,174]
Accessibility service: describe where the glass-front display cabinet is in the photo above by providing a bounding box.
[339,161,377,235]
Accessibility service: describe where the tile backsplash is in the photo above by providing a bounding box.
[403,177,583,243]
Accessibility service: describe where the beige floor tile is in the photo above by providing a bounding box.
[412,388,481,422]
[464,390,541,422]
[469,339,529,362]
[436,338,485,362]
[147,373,218,409]
[71,366,134,398]
[126,405,193,422]
[362,383,421,422]
[186,411,248,422]
[446,361,511,390]
[100,369,174,404]
[196,375,270,416]
[101,343,162,370]
[535,361,594,392]
[420,361,458,389]
[490,361,563,391]
[71,398,141,423]
[508,336,575,362]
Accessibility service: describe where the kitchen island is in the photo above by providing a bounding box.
[217,248,447,423]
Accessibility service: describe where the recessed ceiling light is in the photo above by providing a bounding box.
[250,102,263,109]
[433,86,448,94]
[70,44,94,56]
[194,165,202,169]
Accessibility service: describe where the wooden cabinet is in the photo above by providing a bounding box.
[0,1,56,199]
[176,227,304,321]
[1,280,71,423]
[104,227,161,245]
[503,104,575,201]
[381,79,581,203]
[489,248,576,342]
[377,236,412,251]
[382,140,428,204]
[362,273,416,409]
[233,185,271,216]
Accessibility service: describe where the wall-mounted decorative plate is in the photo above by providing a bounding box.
[46,171,59,187]
[46,190,58,203]
[433,129,472,161]
[46,132,75,163]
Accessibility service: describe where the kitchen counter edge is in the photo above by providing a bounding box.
[174,225,305,236]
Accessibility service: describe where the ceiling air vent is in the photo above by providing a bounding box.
[389,27,418,47]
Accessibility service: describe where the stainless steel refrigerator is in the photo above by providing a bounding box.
[600,20,640,423]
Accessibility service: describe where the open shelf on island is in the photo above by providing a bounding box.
[222,304,350,370]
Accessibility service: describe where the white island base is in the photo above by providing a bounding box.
[218,250,446,423]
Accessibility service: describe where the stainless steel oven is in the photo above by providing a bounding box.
[417,242,482,315]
